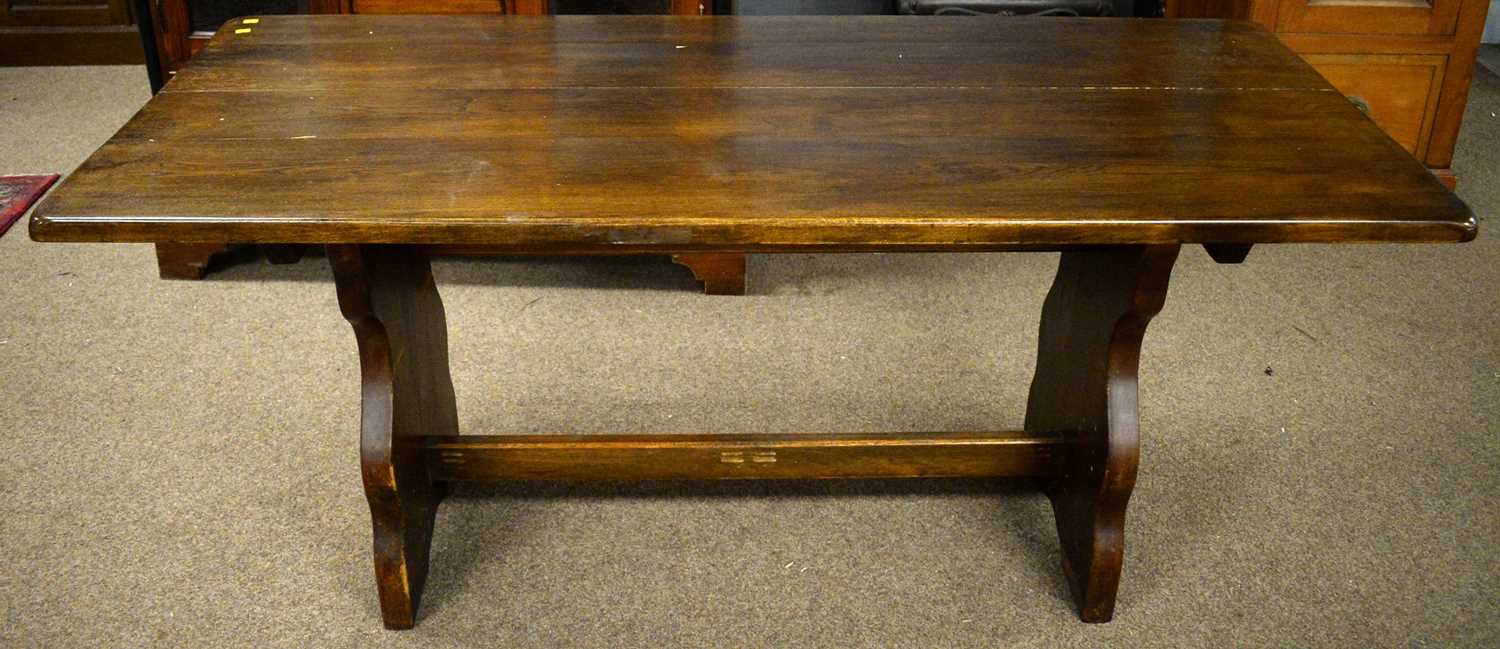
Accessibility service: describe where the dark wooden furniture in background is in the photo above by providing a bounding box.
[32,15,1475,629]
[1167,0,1492,189]
[0,0,143,64]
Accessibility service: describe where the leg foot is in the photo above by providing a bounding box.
[155,243,230,279]
[1025,245,1178,623]
[1203,243,1252,264]
[263,244,306,265]
[329,244,459,630]
[671,253,747,295]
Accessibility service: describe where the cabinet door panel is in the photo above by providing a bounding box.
[1303,53,1444,157]
[0,0,130,26]
[1276,0,1462,35]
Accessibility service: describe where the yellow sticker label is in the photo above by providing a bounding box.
[234,28,252,34]
[242,18,260,24]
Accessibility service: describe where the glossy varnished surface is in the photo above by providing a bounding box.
[30,15,1476,247]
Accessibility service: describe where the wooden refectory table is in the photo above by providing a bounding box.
[30,15,1476,629]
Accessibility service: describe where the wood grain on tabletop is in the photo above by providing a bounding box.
[29,15,1476,248]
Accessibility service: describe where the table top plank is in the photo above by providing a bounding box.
[110,86,1357,142]
[31,15,1476,248]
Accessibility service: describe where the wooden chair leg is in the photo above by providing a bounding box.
[329,244,460,630]
[671,253,747,295]
[155,243,230,279]
[1024,245,1179,623]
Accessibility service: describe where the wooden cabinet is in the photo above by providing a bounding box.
[1169,0,1492,187]
[2,0,130,26]
[1302,53,1445,156]
[1275,0,1463,35]
[0,0,144,64]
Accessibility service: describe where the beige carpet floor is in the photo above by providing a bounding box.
[1,62,1496,648]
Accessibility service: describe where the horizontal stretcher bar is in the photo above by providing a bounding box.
[422,432,1063,481]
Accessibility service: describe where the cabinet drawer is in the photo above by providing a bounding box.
[1302,53,1444,158]
[1275,0,1463,35]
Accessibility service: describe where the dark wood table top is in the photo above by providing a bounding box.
[30,15,1476,249]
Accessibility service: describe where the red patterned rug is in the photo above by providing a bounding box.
[0,175,60,240]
